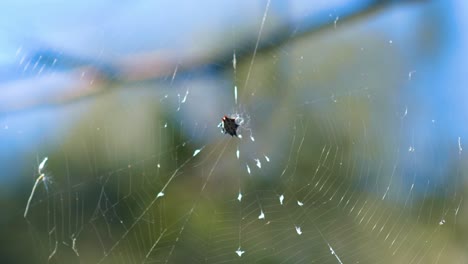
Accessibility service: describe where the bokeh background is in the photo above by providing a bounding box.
[1,0,468,263]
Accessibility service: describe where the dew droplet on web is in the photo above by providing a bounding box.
[295,226,302,235]
[297,201,303,206]
[232,53,237,70]
[181,90,189,103]
[235,248,245,257]
[237,192,242,202]
[23,60,30,72]
[160,94,169,102]
[15,46,22,57]
[19,55,26,65]
[279,194,284,205]
[334,16,339,28]
[38,157,48,173]
[258,210,265,219]
[458,137,462,154]
[408,70,416,80]
[234,86,238,105]
[193,147,203,156]
[254,158,261,168]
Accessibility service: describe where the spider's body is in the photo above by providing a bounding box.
[220,115,239,137]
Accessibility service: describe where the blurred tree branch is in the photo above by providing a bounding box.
[1,0,424,115]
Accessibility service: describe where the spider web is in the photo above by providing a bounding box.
[8,1,467,264]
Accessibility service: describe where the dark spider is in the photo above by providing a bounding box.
[220,115,239,137]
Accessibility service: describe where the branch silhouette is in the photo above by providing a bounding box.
[1,0,424,115]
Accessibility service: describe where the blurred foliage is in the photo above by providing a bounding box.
[1,1,467,264]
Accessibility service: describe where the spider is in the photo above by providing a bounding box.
[219,115,239,137]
